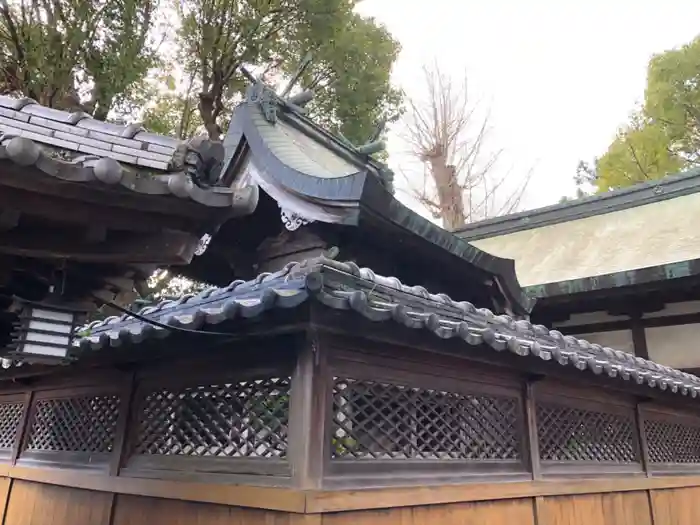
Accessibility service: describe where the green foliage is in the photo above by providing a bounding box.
[0,0,402,300]
[141,70,204,139]
[1,0,402,146]
[593,35,700,192]
[645,37,700,164]
[0,0,159,119]
[294,11,403,146]
[175,0,402,141]
[596,114,681,191]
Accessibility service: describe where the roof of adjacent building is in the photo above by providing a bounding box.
[455,169,700,297]
[77,256,700,398]
[215,82,533,314]
[0,96,256,209]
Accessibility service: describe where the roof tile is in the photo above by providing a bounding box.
[77,143,136,164]
[135,157,169,170]
[0,108,29,123]
[54,130,114,152]
[0,96,34,111]
[113,144,171,163]
[87,130,144,150]
[133,131,180,149]
[76,118,130,137]
[0,115,54,137]
[21,104,77,124]
[0,135,256,209]
[147,143,176,155]
[76,257,700,399]
[29,116,90,137]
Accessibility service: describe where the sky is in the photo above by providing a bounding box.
[355,0,700,213]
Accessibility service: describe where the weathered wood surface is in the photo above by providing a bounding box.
[1,479,699,524]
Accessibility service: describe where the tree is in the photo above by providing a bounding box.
[592,35,700,192]
[401,63,531,231]
[595,113,681,191]
[0,0,159,119]
[176,0,402,142]
[0,0,403,299]
[645,36,700,165]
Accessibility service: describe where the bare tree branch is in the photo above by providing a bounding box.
[400,62,531,231]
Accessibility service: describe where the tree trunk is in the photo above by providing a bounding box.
[428,155,466,231]
[198,92,222,139]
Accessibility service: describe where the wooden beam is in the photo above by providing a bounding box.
[0,210,19,231]
[631,314,650,360]
[559,311,700,335]
[0,187,197,234]
[0,161,218,220]
[3,465,700,514]
[305,476,700,513]
[0,229,200,264]
[288,331,331,490]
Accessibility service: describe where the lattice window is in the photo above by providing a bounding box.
[26,394,120,453]
[536,402,637,463]
[332,377,521,460]
[132,376,290,458]
[0,401,24,449]
[644,417,700,464]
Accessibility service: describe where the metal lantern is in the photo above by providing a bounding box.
[9,301,83,363]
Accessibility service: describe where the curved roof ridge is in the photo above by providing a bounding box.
[76,256,700,398]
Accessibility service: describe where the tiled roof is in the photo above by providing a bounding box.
[77,257,700,398]
[0,96,256,209]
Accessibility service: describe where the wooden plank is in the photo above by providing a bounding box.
[321,498,535,525]
[8,466,305,513]
[305,476,700,513]
[111,494,295,525]
[3,480,112,525]
[536,491,652,525]
[649,487,700,525]
[0,477,11,523]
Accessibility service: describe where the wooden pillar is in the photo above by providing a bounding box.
[631,313,649,360]
[636,402,652,477]
[523,378,543,480]
[288,329,331,489]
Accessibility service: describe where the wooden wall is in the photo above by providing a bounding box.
[0,478,698,525]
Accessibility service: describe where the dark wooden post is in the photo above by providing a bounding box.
[110,371,137,476]
[523,378,542,480]
[636,402,652,477]
[11,390,33,465]
[288,329,331,489]
[630,312,650,360]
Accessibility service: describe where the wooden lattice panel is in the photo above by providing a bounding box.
[132,377,290,458]
[644,417,700,464]
[536,402,637,462]
[26,394,120,453]
[0,401,23,449]
[331,377,521,460]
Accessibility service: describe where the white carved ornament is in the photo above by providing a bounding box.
[195,234,212,256]
[280,208,313,231]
